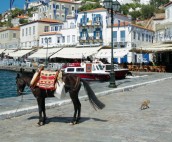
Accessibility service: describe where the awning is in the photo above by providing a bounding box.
[0,49,5,54]
[8,49,33,58]
[130,42,172,53]
[3,49,16,55]
[28,48,62,59]
[50,46,102,59]
[95,49,129,58]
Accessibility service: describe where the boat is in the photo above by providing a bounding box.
[103,64,129,79]
[62,61,110,81]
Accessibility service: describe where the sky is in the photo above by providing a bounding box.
[0,0,36,14]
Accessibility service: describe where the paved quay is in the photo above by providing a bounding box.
[0,72,172,120]
[0,72,172,142]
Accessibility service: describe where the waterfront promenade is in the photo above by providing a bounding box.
[0,72,172,142]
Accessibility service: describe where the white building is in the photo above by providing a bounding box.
[0,27,20,49]
[29,0,81,22]
[154,1,172,42]
[39,16,78,48]
[77,8,154,63]
[20,18,62,49]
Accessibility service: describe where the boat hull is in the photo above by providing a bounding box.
[65,73,110,81]
[114,69,129,79]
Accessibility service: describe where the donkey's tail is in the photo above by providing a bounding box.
[81,79,105,110]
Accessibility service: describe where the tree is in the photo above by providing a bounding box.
[140,5,155,19]
[19,19,28,24]
[78,2,102,12]
[150,0,170,8]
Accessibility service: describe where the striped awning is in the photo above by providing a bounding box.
[50,46,102,59]
[28,48,62,59]
[8,49,33,58]
[0,49,5,54]
[95,49,129,58]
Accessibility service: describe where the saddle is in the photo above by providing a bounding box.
[30,66,60,90]
[37,70,58,90]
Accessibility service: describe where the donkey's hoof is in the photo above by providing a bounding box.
[37,121,44,126]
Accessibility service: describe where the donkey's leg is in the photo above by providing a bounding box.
[37,98,43,125]
[69,92,78,124]
[69,92,81,124]
[75,97,81,124]
[42,97,47,125]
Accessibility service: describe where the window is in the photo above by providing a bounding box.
[33,26,35,35]
[61,14,64,18]
[44,26,49,32]
[13,33,16,38]
[138,32,140,40]
[57,37,60,43]
[55,26,58,31]
[96,31,100,38]
[72,35,75,42]
[49,37,52,43]
[142,33,144,41]
[61,5,65,10]
[67,68,74,72]
[29,27,31,35]
[71,6,75,11]
[120,30,125,42]
[51,26,54,31]
[41,38,44,43]
[67,35,70,43]
[62,36,65,43]
[56,4,59,9]
[26,28,28,36]
[70,22,75,28]
[146,34,148,41]
[133,31,136,39]
[113,31,117,42]
[76,68,84,72]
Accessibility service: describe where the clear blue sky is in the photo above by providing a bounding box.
[0,0,36,14]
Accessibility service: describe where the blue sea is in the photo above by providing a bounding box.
[0,70,27,99]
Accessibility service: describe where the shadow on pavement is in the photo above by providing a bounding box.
[27,116,107,124]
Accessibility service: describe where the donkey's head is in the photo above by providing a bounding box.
[16,73,26,96]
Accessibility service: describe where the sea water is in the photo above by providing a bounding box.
[0,70,21,98]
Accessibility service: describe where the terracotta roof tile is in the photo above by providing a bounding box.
[39,18,62,23]
[0,26,20,32]
[40,31,62,36]
[17,15,28,19]
[53,0,77,4]
[113,22,154,32]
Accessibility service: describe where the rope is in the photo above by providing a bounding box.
[14,88,30,117]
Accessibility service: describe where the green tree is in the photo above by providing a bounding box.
[19,18,28,24]
[150,0,169,8]
[78,2,102,12]
[140,4,155,19]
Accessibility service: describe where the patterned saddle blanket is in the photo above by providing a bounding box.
[37,70,58,90]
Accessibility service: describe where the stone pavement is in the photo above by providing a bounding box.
[0,72,172,120]
[0,72,172,141]
[0,74,172,142]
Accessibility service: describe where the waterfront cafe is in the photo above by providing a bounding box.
[130,42,172,72]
